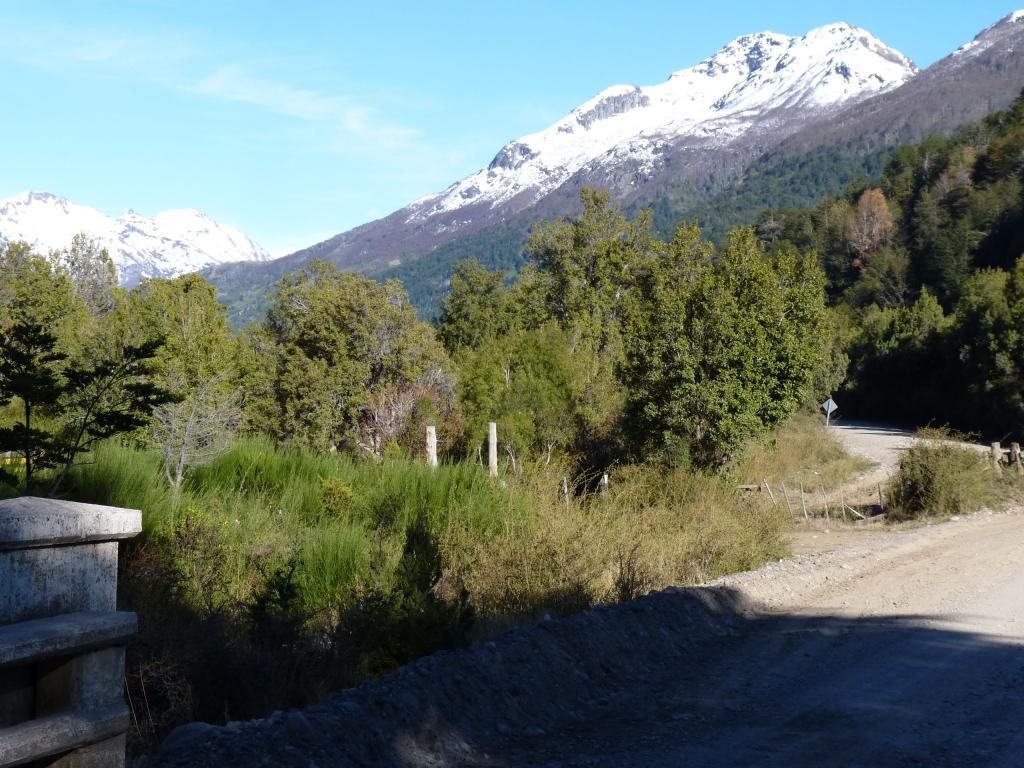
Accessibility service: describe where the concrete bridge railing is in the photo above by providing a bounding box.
[0,497,141,767]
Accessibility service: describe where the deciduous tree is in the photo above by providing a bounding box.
[847,188,894,267]
[620,226,827,465]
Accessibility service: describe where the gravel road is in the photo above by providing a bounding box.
[149,423,1024,768]
[827,419,990,490]
[828,420,916,475]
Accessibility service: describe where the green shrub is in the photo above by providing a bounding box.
[888,431,999,520]
[319,477,357,520]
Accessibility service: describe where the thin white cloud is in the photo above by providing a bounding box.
[196,64,339,119]
[4,21,194,76]
[194,64,420,150]
[3,18,422,154]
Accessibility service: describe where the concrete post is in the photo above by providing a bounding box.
[426,426,438,469]
[0,497,141,767]
[488,422,498,478]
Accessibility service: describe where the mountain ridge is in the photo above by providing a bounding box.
[206,12,1024,321]
[0,191,270,285]
[280,22,916,277]
[405,23,915,229]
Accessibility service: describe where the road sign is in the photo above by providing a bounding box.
[821,397,838,427]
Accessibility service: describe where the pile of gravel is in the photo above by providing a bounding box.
[144,586,750,768]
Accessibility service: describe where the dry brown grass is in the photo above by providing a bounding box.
[733,412,871,489]
[447,462,789,625]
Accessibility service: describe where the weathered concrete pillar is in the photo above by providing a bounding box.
[0,497,141,767]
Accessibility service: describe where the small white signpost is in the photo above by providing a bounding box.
[822,397,838,428]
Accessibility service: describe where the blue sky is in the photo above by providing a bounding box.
[1,1,1018,253]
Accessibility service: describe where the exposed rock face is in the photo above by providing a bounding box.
[488,142,539,171]
[574,87,651,129]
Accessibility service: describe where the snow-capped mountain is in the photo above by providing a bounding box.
[410,23,915,224]
[208,11,1024,324]
[0,191,270,285]
[259,22,918,280]
[952,9,1024,61]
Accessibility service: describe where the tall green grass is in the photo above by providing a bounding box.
[70,437,526,613]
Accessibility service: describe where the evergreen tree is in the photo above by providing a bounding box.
[253,262,456,454]
[437,260,511,352]
[0,321,66,487]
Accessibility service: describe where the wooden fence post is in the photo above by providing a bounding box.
[992,442,1004,472]
[599,473,609,496]
[425,425,437,469]
[840,485,865,520]
[1012,443,1023,477]
[762,479,777,507]
[488,422,498,478]
[780,481,794,516]
[799,482,808,521]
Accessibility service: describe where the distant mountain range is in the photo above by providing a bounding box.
[14,13,1021,321]
[0,191,269,285]
[207,11,1024,321]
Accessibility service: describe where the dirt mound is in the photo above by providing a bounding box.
[145,587,751,767]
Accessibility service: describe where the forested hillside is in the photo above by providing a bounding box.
[756,91,1024,440]
[209,12,1024,325]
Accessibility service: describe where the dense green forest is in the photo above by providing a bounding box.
[649,144,894,242]
[395,91,1024,444]
[755,92,1024,440]
[381,218,531,317]
[379,143,893,319]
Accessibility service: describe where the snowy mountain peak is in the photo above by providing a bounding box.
[690,31,792,79]
[407,22,916,226]
[952,9,1024,59]
[0,191,270,285]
